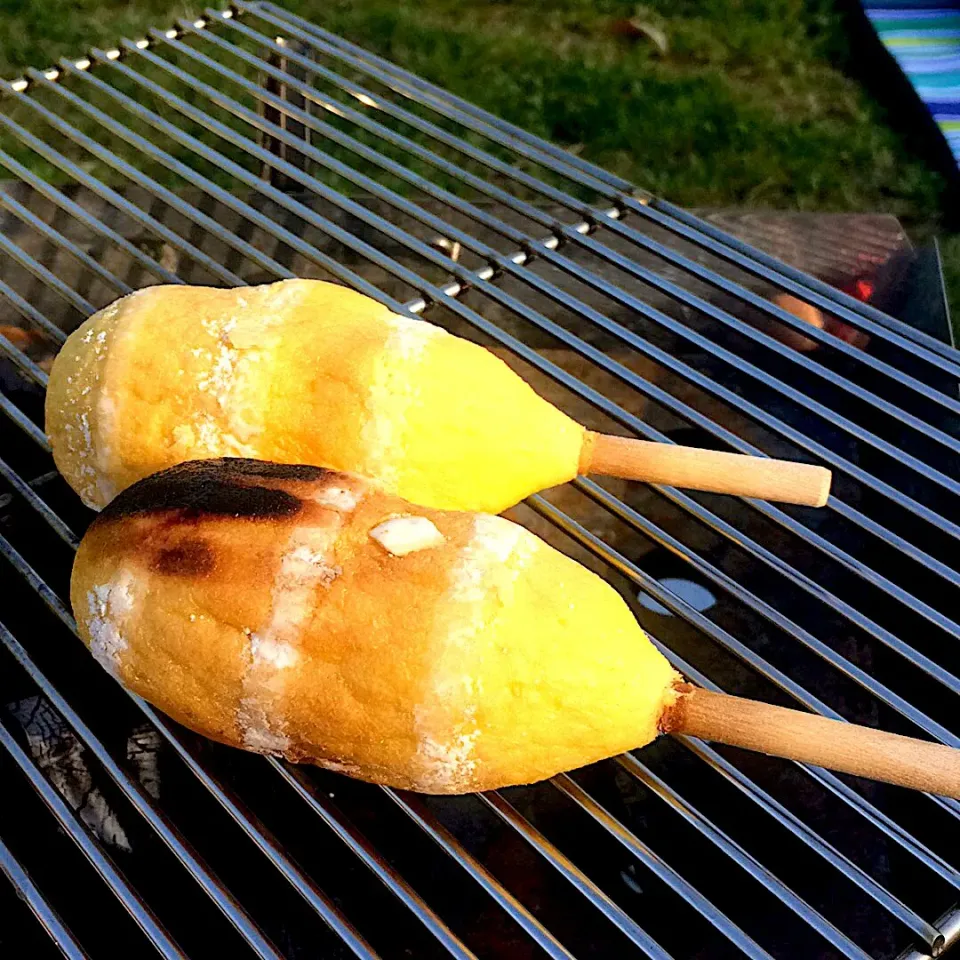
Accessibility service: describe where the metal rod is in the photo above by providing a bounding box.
[0,147,180,288]
[652,199,960,362]
[0,112,241,290]
[0,834,90,960]
[0,329,49,388]
[0,533,381,959]
[0,716,187,960]
[60,51,960,603]
[660,645,960,882]
[550,772,774,960]
[570,478,960,723]
[0,188,132,301]
[528,493,959,735]
[0,419,953,948]
[0,620,285,960]
[0,390,49,451]
[382,788,578,960]
[270,760,478,960]
[147,28,960,458]
[243,0,960,377]
[223,9,960,391]
[478,790,676,960]
[0,454,77,549]
[252,0,636,191]
[616,754,938,954]
[0,229,94,318]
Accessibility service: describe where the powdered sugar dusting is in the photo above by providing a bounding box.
[237,522,343,756]
[56,299,125,509]
[309,485,361,512]
[84,568,139,677]
[414,514,539,791]
[359,313,446,492]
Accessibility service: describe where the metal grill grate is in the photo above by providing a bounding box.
[0,4,958,958]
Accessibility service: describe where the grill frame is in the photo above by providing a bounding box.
[0,4,958,958]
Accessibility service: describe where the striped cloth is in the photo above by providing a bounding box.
[863,1,960,165]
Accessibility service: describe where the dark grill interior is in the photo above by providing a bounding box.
[0,4,958,958]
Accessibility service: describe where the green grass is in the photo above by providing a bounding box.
[1,0,957,326]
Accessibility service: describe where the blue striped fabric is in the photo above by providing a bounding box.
[863,1,960,164]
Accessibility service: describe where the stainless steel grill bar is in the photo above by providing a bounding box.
[2,212,957,721]
[0,443,774,959]
[20,53,960,631]
[0,713,187,960]
[0,834,91,960]
[132,30,960,459]
[550,773,773,960]
[0,533,382,959]
[529,492,958,741]
[650,199,960,362]
[1,390,952,953]
[613,755,881,958]
[13,69,405,306]
[0,148,180,288]
[0,230,94,318]
[0,270,67,344]
[270,760,479,960]
[0,453,78,549]
[167,20,960,425]
[0,110,245,289]
[383,788,578,960]
[0,621,285,960]
[246,0,960,377]
[659,646,960,891]
[477,791,674,960]
[616,754,938,954]
[3,226,955,728]
[536,487,960,833]
[228,4,960,392]
[10,34,957,636]
[0,329,48,388]
[50,50,960,594]
[585,469,958,690]
[2,10,959,955]
[0,190,130,303]
[253,2,637,193]
[901,910,960,960]
[533,489,960,832]
[571,479,960,735]
[231,8,960,401]
[0,390,48,449]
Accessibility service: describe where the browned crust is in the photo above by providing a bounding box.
[657,680,695,735]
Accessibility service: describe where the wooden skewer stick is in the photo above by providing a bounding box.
[661,686,960,798]
[580,432,832,507]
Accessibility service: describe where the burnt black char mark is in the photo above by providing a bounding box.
[152,537,216,577]
[216,460,326,481]
[98,458,318,523]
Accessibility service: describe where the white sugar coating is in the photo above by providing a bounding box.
[85,568,139,676]
[414,515,539,791]
[369,515,445,556]
[315,758,361,776]
[359,313,446,492]
[238,522,343,756]
[416,715,480,790]
[310,486,361,512]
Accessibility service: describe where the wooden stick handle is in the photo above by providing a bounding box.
[580,432,831,507]
[662,686,960,798]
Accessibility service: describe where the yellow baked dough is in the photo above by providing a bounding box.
[46,280,585,512]
[70,459,681,793]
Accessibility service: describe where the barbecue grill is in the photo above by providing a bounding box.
[1,5,959,958]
